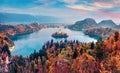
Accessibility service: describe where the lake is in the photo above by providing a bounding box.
[11,28,97,56]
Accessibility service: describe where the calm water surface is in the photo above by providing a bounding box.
[12,28,97,56]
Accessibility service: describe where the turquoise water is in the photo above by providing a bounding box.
[12,28,97,56]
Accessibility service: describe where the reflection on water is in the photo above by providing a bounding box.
[12,28,97,56]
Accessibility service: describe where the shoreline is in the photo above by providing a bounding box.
[9,31,35,41]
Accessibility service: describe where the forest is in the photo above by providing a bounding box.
[5,32,120,73]
[0,32,120,73]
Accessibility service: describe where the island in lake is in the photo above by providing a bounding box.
[52,31,68,38]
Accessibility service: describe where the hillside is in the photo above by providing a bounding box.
[0,34,14,72]
[68,18,120,39]
[8,32,120,73]
[68,18,118,30]
[0,23,45,39]
[98,20,117,28]
[68,18,97,30]
[85,28,117,40]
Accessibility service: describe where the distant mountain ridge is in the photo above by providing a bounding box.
[68,18,120,40]
[75,18,97,28]
[0,12,60,24]
[98,20,117,28]
[68,18,118,30]
[68,18,97,30]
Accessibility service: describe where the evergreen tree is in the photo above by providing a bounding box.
[95,37,105,60]
[114,31,119,41]
[90,42,94,49]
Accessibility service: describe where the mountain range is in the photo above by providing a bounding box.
[0,12,60,24]
[68,18,119,31]
[0,12,119,32]
[98,20,117,28]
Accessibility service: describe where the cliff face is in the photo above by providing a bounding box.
[0,23,44,37]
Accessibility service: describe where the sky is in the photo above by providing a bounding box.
[0,0,120,24]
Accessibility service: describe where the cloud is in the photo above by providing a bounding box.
[115,0,120,3]
[66,0,120,11]
[60,0,78,3]
[0,6,91,23]
[34,0,57,6]
[0,0,120,23]
[94,1,120,8]
[99,12,120,19]
[94,2,114,9]
[0,6,88,18]
[95,11,120,24]
[67,5,97,11]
